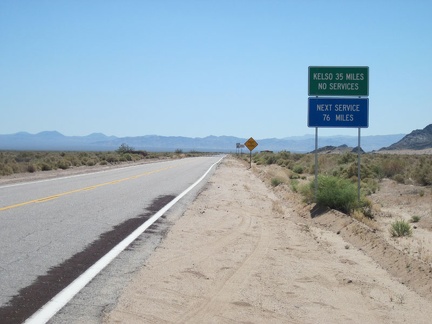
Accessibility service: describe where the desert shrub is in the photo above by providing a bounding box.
[299,182,314,204]
[27,164,37,173]
[359,197,374,219]
[271,178,283,187]
[252,153,267,165]
[10,162,20,173]
[69,158,82,167]
[290,179,299,192]
[361,178,379,195]
[284,160,294,169]
[252,151,313,170]
[265,155,277,165]
[137,150,148,157]
[308,164,316,174]
[389,219,412,237]
[410,215,421,223]
[261,152,279,166]
[381,158,405,178]
[40,163,52,171]
[393,174,405,184]
[86,159,97,166]
[278,150,291,159]
[105,155,119,163]
[0,165,14,176]
[338,152,356,164]
[293,165,303,174]
[56,160,70,170]
[312,175,358,214]
[117,143,135,154]
[370,163,385,180]
[14,152,32,163]
[342,162,374,180]
[276,159,286,166]
[412,164,432,186]
[343,162,357,179]
[254,158,263,165]
[114,145,148,160]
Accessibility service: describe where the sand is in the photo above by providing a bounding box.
[103,156,432,323]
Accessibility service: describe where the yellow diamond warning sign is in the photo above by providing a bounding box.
[244,137,258,151]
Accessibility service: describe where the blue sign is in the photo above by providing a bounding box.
[308,98,369,128]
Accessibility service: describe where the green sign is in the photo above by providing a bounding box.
[308,66,369,96]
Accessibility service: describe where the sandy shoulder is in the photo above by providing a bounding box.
[103,156,432,324]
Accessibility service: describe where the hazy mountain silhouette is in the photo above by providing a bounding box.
[0,131,407,152]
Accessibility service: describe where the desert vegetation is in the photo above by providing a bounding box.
[0,145,209,176]
[389,219,413,237]
[238,151,432,218]
[238,150,432,293]
[251,151,432,186]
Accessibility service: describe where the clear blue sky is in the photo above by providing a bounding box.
[1,0,431,139]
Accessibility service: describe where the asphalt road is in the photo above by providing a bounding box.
[0,156,223,323]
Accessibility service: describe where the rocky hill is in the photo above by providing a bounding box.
[310,144,365,154]
[381,124,432,150]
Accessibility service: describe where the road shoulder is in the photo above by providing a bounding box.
[103,156,432,323]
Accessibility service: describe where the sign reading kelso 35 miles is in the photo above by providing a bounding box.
[308,66,369,96]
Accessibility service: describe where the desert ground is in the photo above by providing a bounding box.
[102,155,432,323]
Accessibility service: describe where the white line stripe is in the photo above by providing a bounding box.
[24,156,224,324]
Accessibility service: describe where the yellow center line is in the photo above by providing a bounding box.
[0,166,175,212]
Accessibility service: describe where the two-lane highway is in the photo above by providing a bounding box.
[0,155,223,323]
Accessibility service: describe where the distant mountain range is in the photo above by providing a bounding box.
[1,129,420,153]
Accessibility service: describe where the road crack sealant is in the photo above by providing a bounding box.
[0,195,176,324]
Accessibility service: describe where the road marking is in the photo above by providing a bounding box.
[24,156,224,324]
[0,166,174,212]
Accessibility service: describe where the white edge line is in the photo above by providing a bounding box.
[24,156,224,324]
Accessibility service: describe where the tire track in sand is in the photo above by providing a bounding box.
[176,213,270,323]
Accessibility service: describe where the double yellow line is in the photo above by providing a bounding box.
[0,166,174,212]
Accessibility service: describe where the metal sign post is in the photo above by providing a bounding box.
[244,137,258,169]
[358,128,361,202]
[314,127,318,200]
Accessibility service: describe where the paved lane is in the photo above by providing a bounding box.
[0,156,222,316]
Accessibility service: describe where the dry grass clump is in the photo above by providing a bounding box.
[389,219,413,237]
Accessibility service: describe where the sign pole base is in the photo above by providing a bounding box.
[358,127,361,202]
